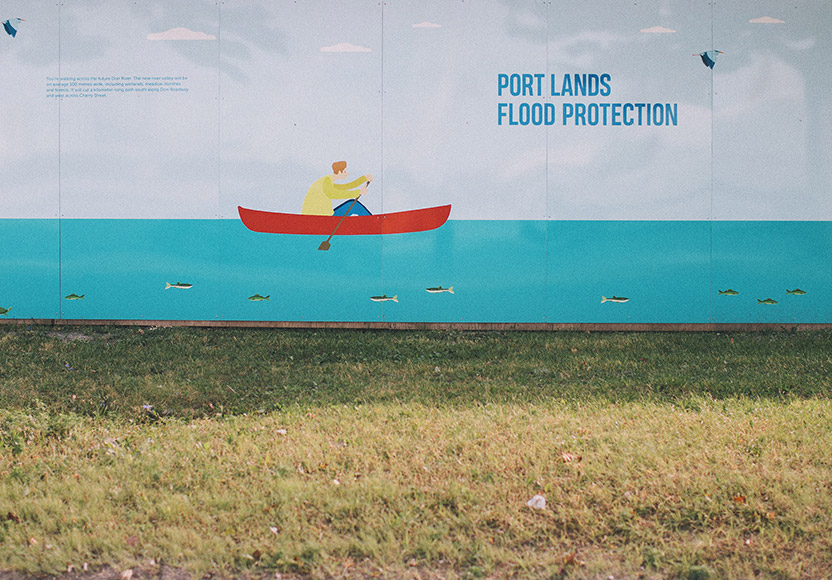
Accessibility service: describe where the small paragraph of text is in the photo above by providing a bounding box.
[46,75,189,98]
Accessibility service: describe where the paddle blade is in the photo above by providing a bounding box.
[318,240,331,251]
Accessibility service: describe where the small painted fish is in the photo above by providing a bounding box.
[0,306,10,316]
[370,294,398,303]
[65,293,85,300]
[786,289,807,295]
[718,289,739,296]
[248,294,270,301]
[601,296,629,303]
[165,282,193,290]
[758,298,778,305]
[426,286,454,294]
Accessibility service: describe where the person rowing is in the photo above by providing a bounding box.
[301,160,373,216]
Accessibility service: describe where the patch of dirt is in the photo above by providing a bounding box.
[46,331,100,342]
[46,330,121,345]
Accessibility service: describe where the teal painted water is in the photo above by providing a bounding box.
[1,219,830,323]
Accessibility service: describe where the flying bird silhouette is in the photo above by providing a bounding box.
[3,18,24,37]
[695,50,723,69]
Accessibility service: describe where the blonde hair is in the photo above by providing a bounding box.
[332,161,347,174]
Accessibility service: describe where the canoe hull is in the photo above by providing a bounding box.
[238,205,451,235]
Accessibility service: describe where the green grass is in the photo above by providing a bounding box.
[1,327,830,416]
[1,327,831,579]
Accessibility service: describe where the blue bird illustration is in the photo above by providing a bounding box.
[695,50,723,69]
[3,18,25,37]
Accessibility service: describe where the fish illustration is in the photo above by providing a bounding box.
[758,298,778,305]
[601,296,629,303]
[165,282,193,290]
[248,294,270,301]
[718,289,739,296]
[786,289,807,296]
[65,294,85,300]
[0,306,10,316]
[426,286,454,294]
[370,294,398,303]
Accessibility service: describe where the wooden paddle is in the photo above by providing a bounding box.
[318,181,369,251]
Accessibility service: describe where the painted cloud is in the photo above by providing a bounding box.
[640,26,676,33]
[320,42,371,53]
[147,27,216,40]
[749,16,785,24]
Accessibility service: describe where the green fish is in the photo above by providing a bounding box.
[165,282,193,290]
[758,298,778,305]
[248,294,270,301]
[65,293,85,300]
[0,306,10,316]
[718,289,739,296]
[601,296,629,303]
[426,286,454,294]
[370,294,398,303]
[786,289,807,295]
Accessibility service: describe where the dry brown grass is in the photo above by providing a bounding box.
[2,397,831,579]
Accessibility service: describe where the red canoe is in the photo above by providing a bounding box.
[238,204,451,236]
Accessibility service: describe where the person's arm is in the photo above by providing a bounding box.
[326,175,369,199]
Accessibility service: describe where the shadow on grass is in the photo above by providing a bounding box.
[1,326,830,418]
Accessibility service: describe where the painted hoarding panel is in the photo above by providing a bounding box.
[57,2,221,321]
[0,2,59,320]
[709,0,832,323]
[544,1,712,323]
[381,0,548,323]
[0,0,829,324]
[218,1,385,322]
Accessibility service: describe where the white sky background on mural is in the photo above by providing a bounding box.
[0,0,829,220]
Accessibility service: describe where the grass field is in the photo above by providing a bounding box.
[1,326,831,579]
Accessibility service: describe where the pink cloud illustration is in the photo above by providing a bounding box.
[749,16,785,24]
[320,42,371,53]
[147,27,216,40]
[640,25,676,33]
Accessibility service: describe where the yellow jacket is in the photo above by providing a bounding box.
[301,175,368,216]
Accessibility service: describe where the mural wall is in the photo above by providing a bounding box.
[1,0,830,324]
